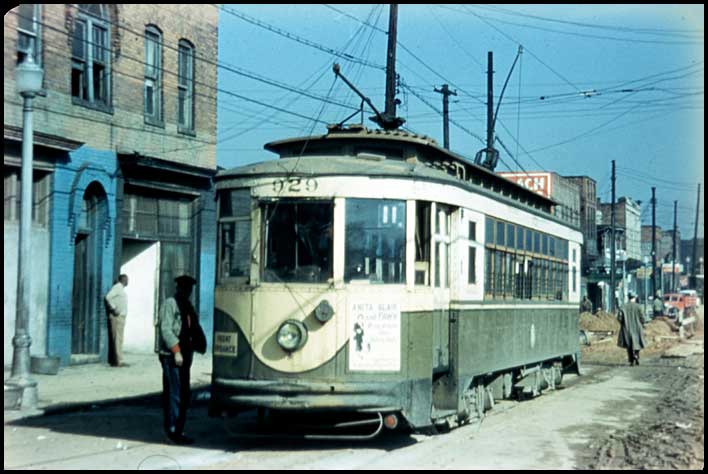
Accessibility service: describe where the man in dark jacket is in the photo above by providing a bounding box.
[617,292,647,366]
[156,274,207,445]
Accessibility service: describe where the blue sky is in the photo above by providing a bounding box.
[215,4,704,239]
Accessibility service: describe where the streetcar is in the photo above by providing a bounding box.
[210,124,583,436]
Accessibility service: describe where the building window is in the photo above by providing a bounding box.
[3,168,51,227]
[178,40,195,132]
[16,4,41,65]
[263,200,333,283]
[144,25,162,123]
[122,193,193,239]
[72,5,111,108]
[345,199,405,284]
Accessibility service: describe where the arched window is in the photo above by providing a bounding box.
[72,4,111,108]
[178,39,195,132]
[144,25,163,123]
[16,4,42,65]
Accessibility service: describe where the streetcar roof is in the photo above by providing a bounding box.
[217,125,557,212]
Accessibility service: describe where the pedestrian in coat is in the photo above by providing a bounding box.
[580,296,593,313]
[617,292,647,366]
[105,274,129,367]
[156,274,207,445]
[652,291,665,319]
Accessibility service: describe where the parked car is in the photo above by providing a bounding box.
[663,292,698,320]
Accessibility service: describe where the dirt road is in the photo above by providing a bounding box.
[5,309,704,469]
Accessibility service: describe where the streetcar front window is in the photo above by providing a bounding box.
[218,189,251,281]
[262,200,333,283]
[345,199,406,284]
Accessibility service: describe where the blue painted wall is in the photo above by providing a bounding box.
[47,147,117,365]
[46,146,217,365]
[197,187,217,354]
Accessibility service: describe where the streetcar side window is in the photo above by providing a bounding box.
[415,201,431,285]
[485,216,571,301]
[434,204,453,288]
[218,189,251,281]
[345,198,406,284]
[262,200,333,283]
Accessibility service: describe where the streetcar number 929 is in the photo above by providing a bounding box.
[273,177,318,193]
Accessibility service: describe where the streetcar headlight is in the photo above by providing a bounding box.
[277,320,308,352]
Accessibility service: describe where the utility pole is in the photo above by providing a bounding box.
[434,84,457,150]
[610,160,616,312]
[651,187,657,296]
[691,183,701,289]
[672,200,678,293]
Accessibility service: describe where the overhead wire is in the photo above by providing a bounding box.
[462,6,705,46]
[473,5,704,38]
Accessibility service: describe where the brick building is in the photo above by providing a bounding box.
[4,4,218,366]
[564,176,598,272]
[497,171,581,228]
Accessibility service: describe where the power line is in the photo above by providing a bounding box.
[399,81,486,144]
[472,5,705,38]
[6,14,336,128]
[217,4,386,71]
[10,9,365,115]
[463,6,705,45]
[442,5,584,93]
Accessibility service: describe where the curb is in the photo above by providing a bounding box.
[5,384,210,424]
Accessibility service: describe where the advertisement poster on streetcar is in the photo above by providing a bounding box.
[348,302,401,372]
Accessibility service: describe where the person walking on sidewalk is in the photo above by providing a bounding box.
[155,274,207,445]
[617,291,647,366]
[652,290,665,319]
[105,274,129,367]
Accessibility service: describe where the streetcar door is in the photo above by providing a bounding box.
[431,203,454,373]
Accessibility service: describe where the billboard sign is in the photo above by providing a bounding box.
[498,172,553,198]
[661,263,684,273]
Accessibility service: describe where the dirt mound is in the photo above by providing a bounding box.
[579,311,620,333]
[644,317,679,339]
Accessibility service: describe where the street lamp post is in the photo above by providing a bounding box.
[7,50,44,409]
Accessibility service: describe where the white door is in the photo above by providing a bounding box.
[121,241,160,353]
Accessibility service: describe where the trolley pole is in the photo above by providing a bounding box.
[487,51,494,156]
[610,160,616,312]
[651,187,657,296]
[434,84,457,150]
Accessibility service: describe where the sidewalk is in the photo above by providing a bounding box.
[4,352,212,423]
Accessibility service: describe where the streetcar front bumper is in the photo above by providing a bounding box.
[210,377,405,414]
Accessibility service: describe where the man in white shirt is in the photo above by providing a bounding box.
[105,274,129,367]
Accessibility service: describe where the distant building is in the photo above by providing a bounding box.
[4,5,219,366]
[497,171,581,228]
[598,197,641,262]
[564,176,598,272]
[660,229,681,264]
[681,238,704,275]
[640,225,661,262]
